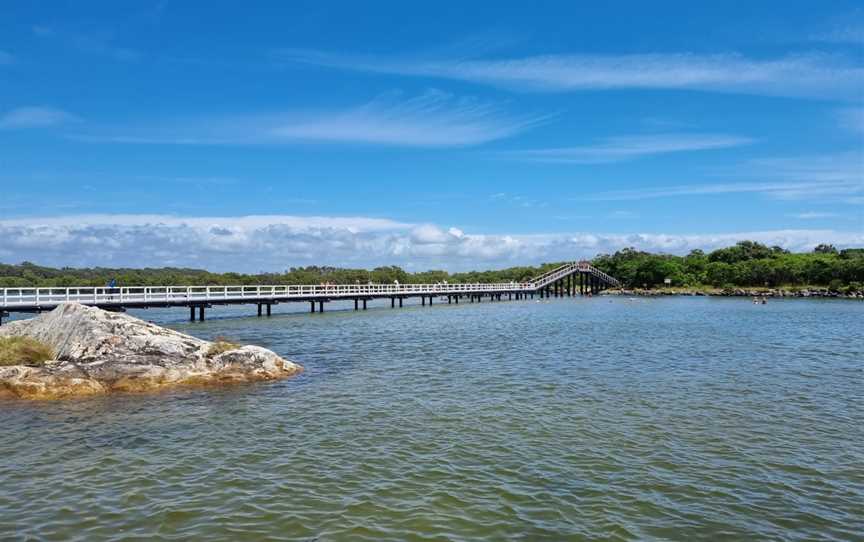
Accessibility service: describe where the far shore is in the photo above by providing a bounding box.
[601,287,863,299]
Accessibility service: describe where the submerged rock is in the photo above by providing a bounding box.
[0,303,302,400]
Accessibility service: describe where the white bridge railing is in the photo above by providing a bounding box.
[533,261,621,289]
[0,262,619,309]
[0,282,538,308]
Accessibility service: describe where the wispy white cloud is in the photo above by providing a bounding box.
[587,180,861,201]
[500,133,752,164]
[278,49,864,99]
[30,23,143,62]
[489,193,548,208]
[810,12,864,45]
[587,152,864,202]
[31,25,54,37]
[812,25,864,44]
[788,212,840,220]
[73,90,544,147]
[0,214,861,272]
[837,107,864,134]
[0,50,13,65]
[608,210,639,220]
[0,106,78,129]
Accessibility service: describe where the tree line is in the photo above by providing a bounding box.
[592,242,864,291]
[0,241,862,291]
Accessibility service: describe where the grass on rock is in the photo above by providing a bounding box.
[0,337,55,366]
[206,336,241,358]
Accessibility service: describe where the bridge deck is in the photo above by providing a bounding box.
[0,261,619,321]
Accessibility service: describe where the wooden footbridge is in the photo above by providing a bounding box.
[0,261,619,324]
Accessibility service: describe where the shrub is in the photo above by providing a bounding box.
[0,336,55,366]
[206,336,240,358]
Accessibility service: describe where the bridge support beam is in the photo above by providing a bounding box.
[318,301,324,313]
[399,297,403,307]
[310,301,316,313]
[190,306,196,321]
[257,304,263,317]
[391,297,395,308]
[198,306,205,321]
[354,299,359,311]
[267,304,271,317]
[363,299,367,310]
[422,296,426,306]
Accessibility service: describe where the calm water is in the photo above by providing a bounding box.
[1,297,863,541]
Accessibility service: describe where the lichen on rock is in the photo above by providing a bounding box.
[0,303,302,400]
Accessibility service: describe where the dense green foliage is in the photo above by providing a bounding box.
[1,241,861,290]
[592,242,864,290]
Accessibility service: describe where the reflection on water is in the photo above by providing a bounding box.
[2,297,863,540]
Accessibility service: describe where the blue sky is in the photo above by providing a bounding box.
[1,1,862,271]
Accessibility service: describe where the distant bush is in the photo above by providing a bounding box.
[592,241,864,289]
[0,337,55,366]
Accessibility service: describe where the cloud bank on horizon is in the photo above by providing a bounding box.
[1,215,860,272]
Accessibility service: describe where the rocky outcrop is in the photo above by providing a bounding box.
[0,303,302,400]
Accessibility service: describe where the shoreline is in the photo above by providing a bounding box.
[601,287,863,299]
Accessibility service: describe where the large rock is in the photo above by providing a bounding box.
[0,303,302,400]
